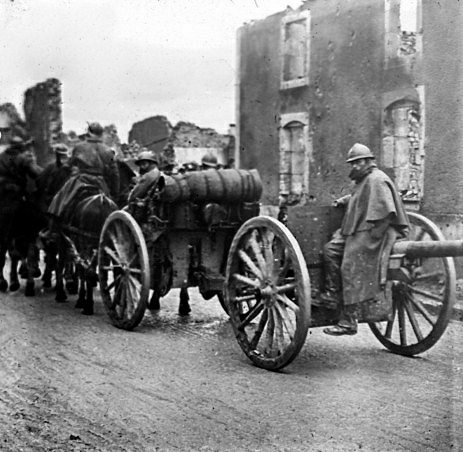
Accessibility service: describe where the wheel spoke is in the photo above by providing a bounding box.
[272,307,285,354]
[264,308,275,352]
[398,301,407,346]
[407,294,435,326]
[247,230,267,278]
[250,309,269,349]
[274,300,295,341]
[276,281,297,294]
[233,273,261,289]
[276,293,300,314]
[415,271,445,281]
[110,276,124,309]
[409,286,443,303]
[237,301,264,330]
[238,249,264,280]
[106,273,122,292]
[235,293,257,303]
[413,226,426,242]
[261,229,275,273]
[104,246,123,266]
[101,264,122,270]
[108,230,127,263]
[403,298,424,342]
[384,298,397,339]
[117,280,128,317]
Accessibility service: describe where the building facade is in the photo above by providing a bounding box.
[237,0,463,269]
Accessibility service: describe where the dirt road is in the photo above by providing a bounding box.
[1,286,462,451]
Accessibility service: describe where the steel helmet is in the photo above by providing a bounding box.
[346,143,375,163]
[53,144,69,156]
[87,122,104,136]
[201,154,218,168]
[135,150,158,165]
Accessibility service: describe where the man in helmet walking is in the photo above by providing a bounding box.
[314,143,409,335]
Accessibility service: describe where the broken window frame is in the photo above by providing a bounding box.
[384,0,423,63]
[280,10,310,90]
[381,89,425,204]
[279,112,310,205]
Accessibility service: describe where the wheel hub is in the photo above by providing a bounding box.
[260,284,275,308]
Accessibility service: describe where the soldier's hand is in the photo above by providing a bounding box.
[333,194,351,207]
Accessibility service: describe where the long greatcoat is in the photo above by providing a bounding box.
[0,147,42,245]
[48,137,119,220]
[340,166,409,306]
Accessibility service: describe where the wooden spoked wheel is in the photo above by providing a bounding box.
[224,216,311,371]
[98,210,150,330]
[369,212,455,355]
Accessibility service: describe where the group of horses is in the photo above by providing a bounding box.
[0,158,137,315]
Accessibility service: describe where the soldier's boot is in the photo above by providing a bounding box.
[323,304,358,336]
[312,258,342,310]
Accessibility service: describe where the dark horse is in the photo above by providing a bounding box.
[54,192,117,315]
[7,198,47,296]
[51,159,136,314]
[0,181,47,296]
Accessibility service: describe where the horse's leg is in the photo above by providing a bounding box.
[41,243,55,288]
[148,290,161,311]
[82,273,94,316]
[75,269,86,309]
[31,244,41,278]
[24,243,36,297]
[65,261,78,295]
[8,246,20,291]
[55,240,68,303]
[0,245,7,292]
[178,287,191,316]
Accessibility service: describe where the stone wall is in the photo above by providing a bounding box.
[128,117,233,168]
[24,78,63,166]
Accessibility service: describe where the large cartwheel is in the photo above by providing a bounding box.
[98,211,150,330]
[224,216,311,371]
[369,211,456,356]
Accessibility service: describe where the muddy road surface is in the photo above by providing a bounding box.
[1,286,462,451]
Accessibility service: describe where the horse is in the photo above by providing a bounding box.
[53,192,118,315]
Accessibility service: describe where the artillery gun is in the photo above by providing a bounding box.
[97,169,460,371]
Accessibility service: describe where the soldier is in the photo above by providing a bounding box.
[200,154,218,170]
[0,136,42,206]
[314,143,409,336]
[36,144,73,210]
[48,122,120,224]
[128,150,164,203]
[0,137,43,289]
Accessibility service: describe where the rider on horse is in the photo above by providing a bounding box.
[47,122,120,227]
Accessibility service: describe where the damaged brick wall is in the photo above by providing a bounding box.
[128,117,233,168]
[0,103,28,152]
[24,78,63,166]
[128,115,172,160]
[170,121,232,167]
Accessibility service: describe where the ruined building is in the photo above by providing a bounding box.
[237,0,463,269]
[128,116,235,168]
[24,78,63,166]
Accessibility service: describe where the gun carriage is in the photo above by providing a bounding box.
[97,169,461,371]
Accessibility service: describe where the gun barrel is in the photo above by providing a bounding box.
[392,240,463,258]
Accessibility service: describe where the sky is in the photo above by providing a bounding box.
[0,0,302,142]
